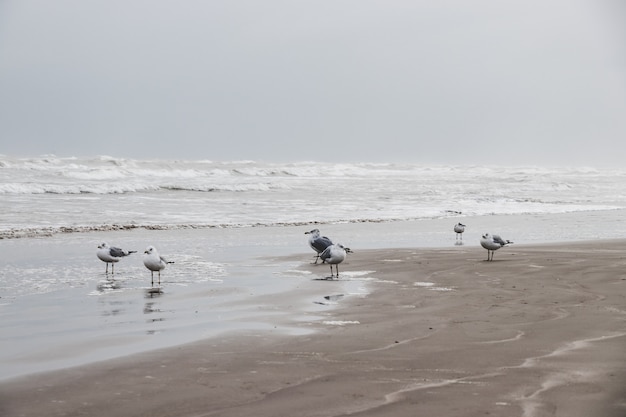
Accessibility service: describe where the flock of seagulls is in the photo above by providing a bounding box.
[97,224,513,284]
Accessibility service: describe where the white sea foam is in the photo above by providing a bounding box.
[1,156,626,238]
[323,320,361,326]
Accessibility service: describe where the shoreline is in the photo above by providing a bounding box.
[2,207,626,243]
[2,239,625,416]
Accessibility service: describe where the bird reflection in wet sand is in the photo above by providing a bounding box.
[144,301,165,316]
[145,287,164,297]
[96,277,123,294]
[144,299,166,334]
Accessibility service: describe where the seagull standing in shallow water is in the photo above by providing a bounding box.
[480,233,513,261]
[305,229,333,264]
[143,246,174,285]
[320,244,352,279]
[97,242,136,274]
[454,223,466,240]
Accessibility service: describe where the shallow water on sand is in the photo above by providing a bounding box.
[1,211,625,380]
[0,226,375,380]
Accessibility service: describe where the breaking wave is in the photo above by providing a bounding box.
[2,155,626,239]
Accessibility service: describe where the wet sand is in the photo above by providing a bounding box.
[2,240,626,416]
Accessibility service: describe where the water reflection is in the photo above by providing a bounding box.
[96,277,127,317]
[96,277,122,293]
[313,293,345,305]
[99,300,127,317]
[144,289,166,333]
[145,287,164,298]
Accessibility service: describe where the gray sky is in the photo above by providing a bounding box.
[1,0,624,166]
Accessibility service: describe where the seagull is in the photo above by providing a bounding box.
[143,246,174,285]
[305,229,333,264]
[454,223,466,240]
[96,242,136,274]
[320,244,352,279]
[480,233,513,261]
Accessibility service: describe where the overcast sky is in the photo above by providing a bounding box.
[0,0,624,166]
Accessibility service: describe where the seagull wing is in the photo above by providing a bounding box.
[320,246,332,262]
[109,247,127,258]
[312,236,333,253]
[160,255,174,264]
[492,235,508,246]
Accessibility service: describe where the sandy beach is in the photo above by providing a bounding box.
[2,239,625,417]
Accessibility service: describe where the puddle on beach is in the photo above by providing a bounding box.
[0,244,377,382]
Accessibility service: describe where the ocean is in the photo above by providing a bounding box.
[1,155,626,379]
[2,155,625,238]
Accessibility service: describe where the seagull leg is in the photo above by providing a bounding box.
[111,263,115,274]
[158,271,161,285]
[151,271,154,286]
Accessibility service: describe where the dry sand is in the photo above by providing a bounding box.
[2,240,625,417]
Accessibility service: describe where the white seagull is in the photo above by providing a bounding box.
[454,223,466,240]
[96,242,136,274]
[305,229,333,264]
[320,243,352,279]
[143,246,174,285]
[480,233,513,261]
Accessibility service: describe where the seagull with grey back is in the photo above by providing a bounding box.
[97,242,136,274]
[454,223,466,240]
[480,233,513,261]
[305,229,333,264]
[320,243,352,279]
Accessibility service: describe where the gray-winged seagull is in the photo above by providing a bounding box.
[305,229,333,264]
[320,243,352,279]
[97,242,136,274]
[454,223,466,240]
[480,233,513,261]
